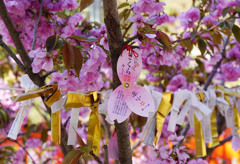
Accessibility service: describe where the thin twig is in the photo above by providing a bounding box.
[31,0,43,50]
[103,145,109,164]
[14,140,36,164]
[90,151,103,164]
[125,34,140,45]
[64,116,71,128]
[0,137,9,144]
[203,135,232,159]
[0,38,25,71]
[123,22,133,38]
[42,70,56,80]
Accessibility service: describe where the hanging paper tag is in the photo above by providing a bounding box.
[8,99,33,139]
[67,108,80,145]
[8,75,37,140]
[107,86,132,123]
[167,89,190,132]
[51,97,66,113]
[108,47,154,122]
[201,115,212,143]
[140,87,162,146]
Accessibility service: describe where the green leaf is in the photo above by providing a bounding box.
[118,2,129,9]
[119,9,129,21]
[63,150,82,164]
[79,142,93,154]
[190,31,197,40]
[72,47,83,79]
[155,31,172,50]
[69,35,97,43]
[80,0,94,12]
[198,38,207,55]
[124,9,131,21]
[62,43,75,72]
[232,24,240,43]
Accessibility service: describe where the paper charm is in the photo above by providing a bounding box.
[99,90,114,124]
[167,89,190,132]
[140,86,163,147]
[8,75,38,140]
[108,45,155,123]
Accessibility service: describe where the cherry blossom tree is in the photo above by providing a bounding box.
[0,0,240,163]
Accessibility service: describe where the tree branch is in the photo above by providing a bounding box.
[125,34,141,45]
[14,140,36,164]
[103,0,132,163]
[31,0,43,50]
[104,145,109,164]
[0,0,44,86]
[0,38,25,71]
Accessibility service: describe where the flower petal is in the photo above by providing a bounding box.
[107,85,132,123]
[124,83,155,117]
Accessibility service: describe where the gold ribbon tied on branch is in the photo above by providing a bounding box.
[11,84,62,144]
[65,91,100,155]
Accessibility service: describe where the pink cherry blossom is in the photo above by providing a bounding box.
[221,62,240,81]
[168,134,184,145]
[176,146,190,162]
[179,7,200,30]
[29,48,53,73]
[100,34,109,50]
[188,158,208,164]
[159,145,172,159]
[167,74,187,92]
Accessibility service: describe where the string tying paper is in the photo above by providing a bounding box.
[64,91,100,155]
[121,44,138,57]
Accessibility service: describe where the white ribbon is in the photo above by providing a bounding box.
[51,97,66,113]
[140,86,163,146]
[176,91,211,129]
[215,90,229,116]
[99,90,114,124]
[8,75,38,140]
[67,108,80,145]
[167,89,190,132]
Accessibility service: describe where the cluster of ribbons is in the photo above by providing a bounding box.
[138,85,240,157]
[8,75,101,155]
[7,74,240,157]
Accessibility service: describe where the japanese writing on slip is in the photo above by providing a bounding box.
[131,90,150,111]
[112,89,129,116]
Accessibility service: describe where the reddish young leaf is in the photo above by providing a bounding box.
[46,35,57,53]
[198,38,207,55]
[232,24,240,43]
[155,31,172,50]
[73,128,86,146]
[73,46,83,78]
[62,42,74,72]
[80,0,94,12]
[63,150,82,164]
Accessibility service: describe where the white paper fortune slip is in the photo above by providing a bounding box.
[67,108,80,145]
[107,46,155,123]
[8,75,38,140]
[140,86,163,146]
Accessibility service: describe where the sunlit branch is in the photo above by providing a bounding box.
[0,38,25,71]
[31,0,43,50]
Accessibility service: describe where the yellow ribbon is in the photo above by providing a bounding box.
[153,92,172,147]
[233,103,240,137]
[208,107,219,148]
[11,84,62,144]
[194,92,206,157]
[215,85,240,98]
[194,115,206,157]
[65,91,100,155]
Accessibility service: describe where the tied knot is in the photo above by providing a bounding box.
[121,44,138,57]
